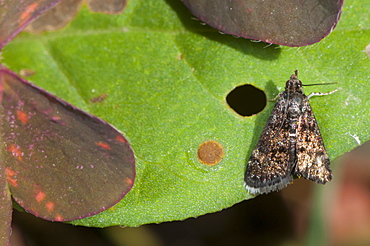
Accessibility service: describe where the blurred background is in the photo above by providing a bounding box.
[10,140,370,246]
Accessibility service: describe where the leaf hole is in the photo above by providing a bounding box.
[226,84,266,116]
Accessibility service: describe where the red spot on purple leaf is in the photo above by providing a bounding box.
[116,135,127,143]
[35,191,46,203]
[55,214,64,221]
[20,3,40,26]
[45,201,55,212]
[96,141,111,150]
[6,144,23,161]
[5,168,18,187]
[124,178,134,186]
[16,110,29,125]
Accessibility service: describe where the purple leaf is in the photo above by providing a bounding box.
[0,65,136,245]
[0,66,135,222]
[0,0,64,50]
[181,0,344,47]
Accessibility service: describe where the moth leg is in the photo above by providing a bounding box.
[307,88,340,99]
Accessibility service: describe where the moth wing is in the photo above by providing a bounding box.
[294,98,332,184]
[245,93,294,194]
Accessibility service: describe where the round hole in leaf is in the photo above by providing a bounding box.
[226,84,266,116]
[197,141,224,166]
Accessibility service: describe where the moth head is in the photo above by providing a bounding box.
[285,70,303,93]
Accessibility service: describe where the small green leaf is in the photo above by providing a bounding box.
[1,0,369,227]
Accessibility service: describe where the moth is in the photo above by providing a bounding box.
[244,71,337,194]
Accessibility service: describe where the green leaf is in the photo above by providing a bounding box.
[1,0,369,227]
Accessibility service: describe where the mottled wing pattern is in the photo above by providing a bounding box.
[245,91,294,194]
[294,98,332,184]
[1,67,135,221]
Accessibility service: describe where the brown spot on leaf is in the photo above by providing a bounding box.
[197,141,224,166]
[89,93,107,103]
[19,69,35,77]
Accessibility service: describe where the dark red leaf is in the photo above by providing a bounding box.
[0,163,12,245]
[0,66,135,222]
[0,0,63,50]
[181,0,343,47]
[0,1,136,245]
